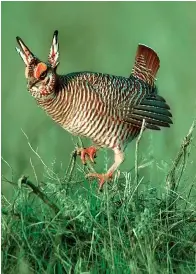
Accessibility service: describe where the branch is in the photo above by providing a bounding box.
[4,175,61,216]
[64,150,77,182]
[65,137,96,183]
[19,176,60,215]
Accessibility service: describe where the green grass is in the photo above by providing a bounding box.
[2,121,196,274]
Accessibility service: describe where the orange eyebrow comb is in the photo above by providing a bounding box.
[34,62,47,79]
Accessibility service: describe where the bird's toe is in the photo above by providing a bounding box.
[86,172,113,189]
[76,146,97,164]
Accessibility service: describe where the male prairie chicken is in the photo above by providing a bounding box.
[16,30,172,189]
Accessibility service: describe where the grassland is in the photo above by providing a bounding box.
[2,121,196,274]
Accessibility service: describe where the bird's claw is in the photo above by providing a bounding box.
[86,172,113,190]
[76,146,97,165]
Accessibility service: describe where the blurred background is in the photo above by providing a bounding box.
[2,2,196,198]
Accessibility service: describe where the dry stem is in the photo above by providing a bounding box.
[166,120,196,209]
[135,119,146,187]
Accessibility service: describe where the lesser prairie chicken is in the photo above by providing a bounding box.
[16,30,172,189]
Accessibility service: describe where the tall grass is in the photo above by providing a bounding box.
[2,121,196,274]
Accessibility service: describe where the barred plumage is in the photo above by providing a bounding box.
[16,30,172,189]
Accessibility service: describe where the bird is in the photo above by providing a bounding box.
[16,30,172,189]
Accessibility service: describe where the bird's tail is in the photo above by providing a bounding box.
[132,44,160,86]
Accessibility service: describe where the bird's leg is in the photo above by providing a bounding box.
[87,147,125,189]
[76,146,97,165]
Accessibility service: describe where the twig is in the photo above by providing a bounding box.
[30,157,39,185]
[1,157,14,182]
[65,150,77,181]
[166,120,196,209]
[18,176,60,215]
[65,137,97,184]
[21,128,58,179]
[1,175,16,186]
[135,119,146,187]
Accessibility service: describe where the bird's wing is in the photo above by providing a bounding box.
[81,78,172,130]
[122,93,173,130]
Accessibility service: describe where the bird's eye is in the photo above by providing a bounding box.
[39,70,47,80]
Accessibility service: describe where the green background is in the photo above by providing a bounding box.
[2,2,196,197]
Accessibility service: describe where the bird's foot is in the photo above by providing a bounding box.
[76,146,97,165]
[86,172,113,190]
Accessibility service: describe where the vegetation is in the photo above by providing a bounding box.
[2,121,196,274]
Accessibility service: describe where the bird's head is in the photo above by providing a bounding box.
[16,30,59,100]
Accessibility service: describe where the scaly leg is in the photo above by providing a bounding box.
[76,146,97,165]
[87,147,125,189]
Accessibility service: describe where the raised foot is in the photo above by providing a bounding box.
[76,146,97,165]
[86,172,113,190]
